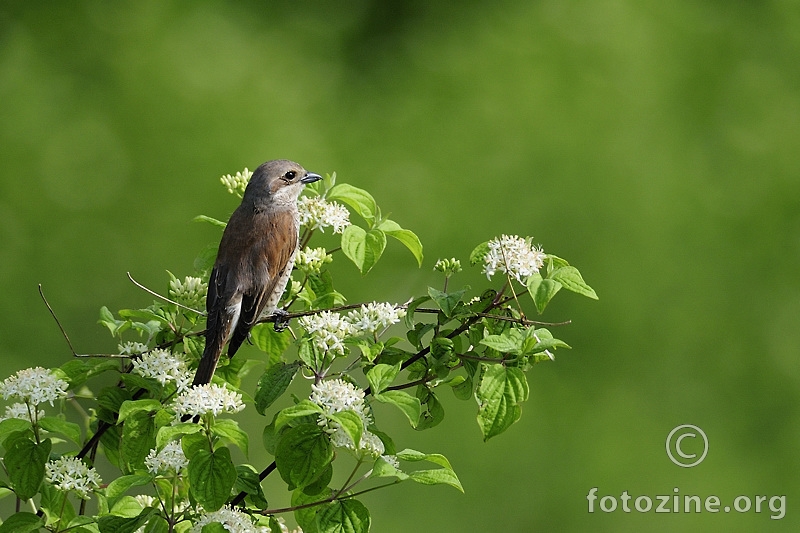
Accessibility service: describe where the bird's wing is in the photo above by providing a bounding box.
[227,210,298,356]
[194,263,240,385]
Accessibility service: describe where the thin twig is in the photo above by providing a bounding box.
[38,284,77,356]
[127,272,205,315]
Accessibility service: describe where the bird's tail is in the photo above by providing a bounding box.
[192,329,226,386]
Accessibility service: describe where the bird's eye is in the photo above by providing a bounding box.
[284,171,296,181]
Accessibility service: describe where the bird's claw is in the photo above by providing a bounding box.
[272,309,290,332]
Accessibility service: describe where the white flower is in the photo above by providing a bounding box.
[310,379,383,457]
[297,196,351,233]
[172,383,245,419]
[118,341,149,355]
[132,349,193,392]
[347,302,406,335]
[220,168,253,197]
[294,247,332,274]
[0,367,69,407]
[134,494,156,508]
[0,402,44,423]
[191,505,267,533]
[298,311,355,356]
[169,275,207,309]
[145,441,189,474]
[482,235,546,283]
[45,456,102,499]
[381,454,401,469]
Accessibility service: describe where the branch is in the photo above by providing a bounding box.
[127,272,205,315]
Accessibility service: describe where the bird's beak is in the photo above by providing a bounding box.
[301,172,322,184]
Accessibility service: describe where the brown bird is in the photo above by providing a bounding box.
[192,159,321,386]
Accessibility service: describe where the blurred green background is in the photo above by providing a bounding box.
[2,0,799,530]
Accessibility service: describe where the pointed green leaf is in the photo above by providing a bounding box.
[97,508,157,533]
[275,424,334,490]
[275,400,324,431]
[551,266,598,299]
[6,437,50,500]
[342,225,386,274]
[378,219,423,266]
[427,287,467,317]
[476,364,529,440]
[118,399,162,423]
[469,241,490,265]
[155,422,202,449]
[328,410,363,450]
[188,447,237,511]
[251,324,293,359]
[527,273,562,313]
[105,474,152,500]
[255,362,301,415]
[370,455,409,480]
[121,410,156,472]
[374,390,421,428]
[0,512,45,533]
[210,419,249,457]
[327,183,377,223]
[365,363,401,395]
[234,464,269,509]
[409,468,463,492]
[316,499,371,533]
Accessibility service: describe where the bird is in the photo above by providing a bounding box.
[191,159,322,386]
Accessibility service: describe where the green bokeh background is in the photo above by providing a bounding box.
[2,1,798,530]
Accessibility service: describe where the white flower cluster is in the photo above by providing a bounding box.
[294,246,332,274]
[169,275,207,309]
[145,440,189,474]
[310,379,384,457]
[298,303,405,355]
[0,402,44,423]
[297,196,351,233]
[132,349,193,392]
[118,341,149,355]
[220,167,253,197]
[298,311,355,356]
[483,235,546,283]
[347,302,406,335]
[172,383,245,419]
[0,367,69,407]
[191,505,267,533]
[45,456,102,499]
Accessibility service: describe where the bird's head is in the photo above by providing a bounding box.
[244,159,322,207]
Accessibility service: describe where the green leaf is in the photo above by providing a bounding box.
[365,363,401,394]
[480,329,524,355]
[393,449,462,491]
[427,287,468,317]
[0,418,32,446]
[378,219,424,266]
[275,400,324,431]
[250,324,293,359]
[98,508,157,533]
[526,273,562,313]
[59,358,119,388]
[155,422,202,449]
[469,241,490,265]
[374,390,421,428]
[105,474,152,500]
[6,437,50,500]
[371,455,409,480]
[403,295,431,329]
[292,489,324,533]
[476,364,529,440]
[416,390,444,430]
[316,499,371,533]
[551,266,598,299]
[341,225,387,274]
[118,399,162,423]
[39,483,75,527]
[255,362,301,415]
[188,447,237,511]
[409,468,464,492]
[0,512,45,533]
[234,464,268,509]
[327,183,377,223]
[192,214,227,228]
[210,419,249,457]
[327,410,363,450]
[120,410,156,472]
[275,424,334,490]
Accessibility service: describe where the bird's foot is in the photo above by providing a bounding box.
[272,309,290,332]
